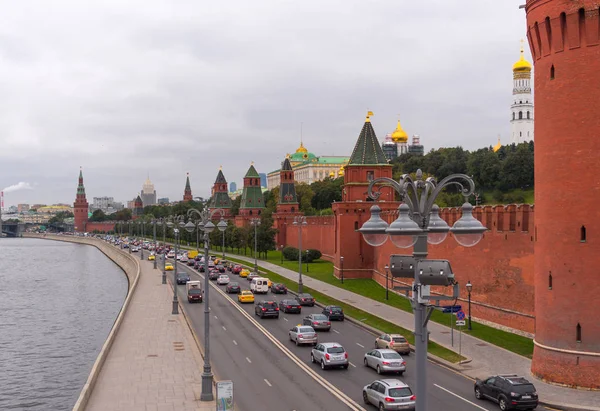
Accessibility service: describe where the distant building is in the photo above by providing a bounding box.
[229,182,237,193]
[157,197,170,205]
[183,173,193,202]
[259,173,267,188]
[31,204,46,211]
[8,205,17,213]
[381,133,398,161]
[92,196,114,210]
[141,176,157,206]
[511,42,534,143]
[38,205,73,214]
[17,204,29,213]
[408,135,425,156]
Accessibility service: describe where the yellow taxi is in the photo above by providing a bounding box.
[165,263,174,271]
[148,254,155,261]
[266,278,273,288]
[238,290,254,304]
[240,268,250,278]
[214,258,222,265]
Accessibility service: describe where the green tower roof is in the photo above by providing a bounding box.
[244,164,260,178]
[348,120,388,165]
[215,169,227,184]
[185,174,191,190]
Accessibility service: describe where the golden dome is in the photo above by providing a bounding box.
[391,120,408,143]
[329,171,335,178]
[338,164,345,176]
[513,40,532,72]
[295,142,308,154]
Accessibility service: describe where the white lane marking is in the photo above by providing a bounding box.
[434,384,489,410]
[233,340,238,345]
[333,329,340,334]
[283,317,288,322]
[222,326,227,331]
[264,379,272,387]
[349,362,356,368]
[246,357,252,363]
[356,343,365,348]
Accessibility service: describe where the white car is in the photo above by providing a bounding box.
[167,251,176,258]
[217,275,230,285]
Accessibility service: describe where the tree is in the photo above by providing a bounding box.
[230,196,242,216]
[112,208,132,221]
[89,209,108,222]
[48,211,73,224]
[295,183,315,215]
[311,177,343,210]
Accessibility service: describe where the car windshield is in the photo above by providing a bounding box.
[263,302,277,308]
[392,337,407,343]
[188,290,202,295]
[389,387,412,398]
[326,347,345,354]
[229,283,239,287]
[298,327,314,333]
[300,294,312,299]
[382,352,402,359]
[330,307,342,312]
[313,314,328,320]
[511,384,536,394]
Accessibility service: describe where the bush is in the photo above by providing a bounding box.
[282,246,299,261]
[305,249,322,263]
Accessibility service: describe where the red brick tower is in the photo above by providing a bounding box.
[331,112,396,279]
[183,173,193,202]
[209,167,232,218]
[526,0,600,388]
[73,168,89,232]
[273,156,302,247]
[235,163,265,226]
[132,195,144,220]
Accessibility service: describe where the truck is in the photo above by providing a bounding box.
[187,250,199,260]
[186,280,203,303]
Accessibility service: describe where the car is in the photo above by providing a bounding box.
[323,305,345,321]
[226,282,241,294]
[199,264,206,272]
[279,299,302,314]
[474,374,539,411]
[238,290,255,304]
[271,283,288,294]
[233,265,242,274]
[216,264,226,273]
[363,379,416,411]
[165,263,174,271]
[187,258,195,266]
[303,314,331,331]
[375,334,411,355]
[311,342,349,370]
[131,247,139,252]
[148,254,155,261]
[364,349,406,375]
[247,272,259,281]
[167,251,176,258]
[240,268,250,278]
[187,287,203,303]
[297,293,315,306]
[255,300,280,318]
[217,275,230,285]
[176,272,191,285]
[288,325,318,346]
[209,271,220,281]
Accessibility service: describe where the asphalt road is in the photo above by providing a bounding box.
[173,260,552,411]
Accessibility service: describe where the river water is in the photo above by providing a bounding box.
[0,238,128,410]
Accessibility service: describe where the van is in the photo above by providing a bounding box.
[187,250,199,259]
[250,277,269,294]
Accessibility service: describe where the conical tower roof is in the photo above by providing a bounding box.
[244,164,260,178]
[136,194,143,203]
[185,173,191,190]
[215,169,227,184]
[282,158,293,171]
[348,113,388,165]
[77,168,86,195]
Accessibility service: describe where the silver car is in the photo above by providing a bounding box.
[363,379,415,411]
[311,342,349,370]
[364,349,406,375]
[289,325,318,346]
[302,314,331,331]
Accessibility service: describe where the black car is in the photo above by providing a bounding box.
[209,271,220,281]
[279,299,302,313]
[255,300,280,318]
[322,305,345,321]
[226,282,241,294]
[297,293,315,306]
[199,265,206,272]
[474,374,538,410]
[216,264,226,273]
[187,258,195,266]
[271,283,288,294]
[176,272,191,285]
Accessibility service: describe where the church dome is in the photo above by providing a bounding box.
[513,42,532,72]
[295,142,308,154]
[338,164,345,176]
[391,120,408,143]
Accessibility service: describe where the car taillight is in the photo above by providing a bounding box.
[286,305,291,308]
[275,307,279,310]
[344,352,348,359]
[382,361,390,365]
[384,397,395,403]
[262,308,266,311]
[298,334,303,338]
[329,311,333,313]
[410,395,416,401]
[402,361,406,366]
[325,354,330,360]
[313,322,318,325]
[327,322,331,325]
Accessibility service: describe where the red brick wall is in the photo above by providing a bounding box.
[85,222,116,233]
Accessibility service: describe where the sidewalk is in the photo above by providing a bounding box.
[85,254,215,411]
[225,252,600,411]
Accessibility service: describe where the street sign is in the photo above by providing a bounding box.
[456,320,466,326]
[456,310,466,320]
[216,380,234,411]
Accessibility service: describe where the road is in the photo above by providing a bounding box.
[172,260,552,411]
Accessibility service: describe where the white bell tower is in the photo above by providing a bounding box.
[510,40,534,144]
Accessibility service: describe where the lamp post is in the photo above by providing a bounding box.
[250,218,261,274]
[139,221,144,260]
[128,221,132,254]
[218,218,227,259]
[151,219,157,269]
[185,207,227,402]
[358,169,487,411]
[340,256,344,284]
[280,245,284,264]
[293,216,307,293]
[466,280,473,330]
[166,215,185,315]
[385,264,389,300]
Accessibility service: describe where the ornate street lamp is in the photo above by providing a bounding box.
[385,264,389,300]
[185,207,227,402]
[217,218,228,259]
[466,280,473,330]
[151,219,157,269]
[359,169,486,411]
[166,215,184,315]
[250,218,261,274]
[293,216,307,293]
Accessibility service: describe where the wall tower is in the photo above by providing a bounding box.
[235,163,265,226]
[183,173,193,202]
[511,40,535,143]
[273,156,301,247]
[210,167,232,217]
[73,168,89,232]
[526,0,600,388]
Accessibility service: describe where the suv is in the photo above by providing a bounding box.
[322,305,344,321]
[255,301,280,318]
[375,333,411,356]
[311,342,349,370]
[363,379,416,411]
[474,374,538,410]
[297,293,315,306]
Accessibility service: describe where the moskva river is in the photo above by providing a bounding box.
[0,238,127,410]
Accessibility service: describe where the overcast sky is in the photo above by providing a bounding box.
[0,0,531,207]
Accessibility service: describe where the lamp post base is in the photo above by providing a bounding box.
[162,272,166,284]
[172,299,179,315]
[200,371,214,401]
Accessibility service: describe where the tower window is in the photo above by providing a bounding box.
[581,225,587,242]
[560,12,567,47]
[550,65,555,80]
[366,171,374,181]
[576,323,582,343]
[527,111,530,119]
[548,272,552,290]
[354,221,359,231]
[519,111,523,119]
[520,100,523,104]
[512,113,515,120]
